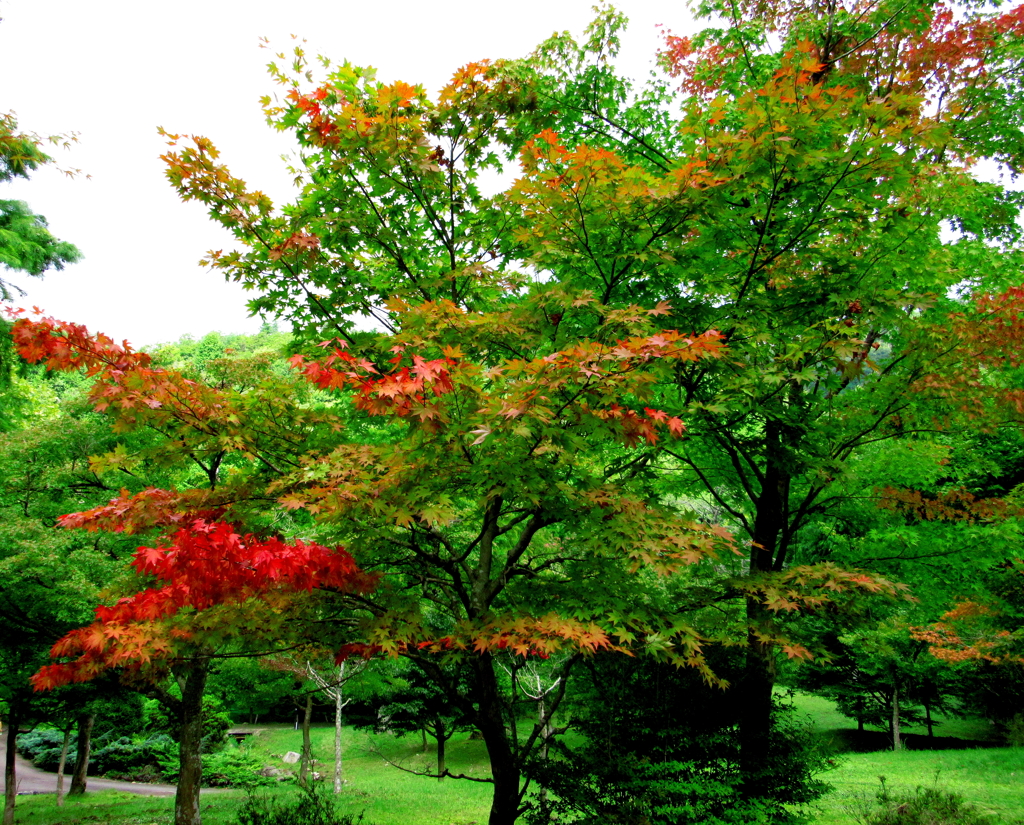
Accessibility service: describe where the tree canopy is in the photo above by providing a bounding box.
[8,1,1024,823]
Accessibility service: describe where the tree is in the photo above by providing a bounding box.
[526,650,830,825]
[16,0,1024,821]
[362,656,475,783]
[0,111,81,301]
[0,372,139,825]
[301,654,369,792]
[30,518,376,825]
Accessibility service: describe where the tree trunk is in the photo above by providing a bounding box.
[175,660,210,825]
[435,723,447,782]
[299,694,313,789]
[925,698,934,738]
[536,694,550,805]
[740,420,787,798]
[892,684,902,751]
[421,726,428,753]
[474,654,521,825]
[333,674,344,793]
[56,728,72,807]
[69,712,95,796]
[4,704,19,825]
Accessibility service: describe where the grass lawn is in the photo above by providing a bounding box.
[9,701,1024,824]
[789,691,1024,824]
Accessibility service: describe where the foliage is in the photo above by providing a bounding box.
[16,728,68,762]
[854,779,1010,825]
[156,744,278,789]
[13,1,1024,822]
[0,111,81,300]
[144,694,232,747]
[235,784,367,825]
[526,651,832,824]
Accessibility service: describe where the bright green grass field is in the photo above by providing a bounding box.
[10,700,1024,824]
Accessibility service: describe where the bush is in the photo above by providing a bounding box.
[16,729,67,762]
[90,734,176,777]
[235,783,367,825]
[203,747,279,788]
[31,747,75,772]
[856,779,1008,825]
[153,741,277,788]
[526,651,833,825]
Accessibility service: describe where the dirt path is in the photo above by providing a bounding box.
[1,731,177,797]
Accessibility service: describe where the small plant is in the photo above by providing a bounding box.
[234,782,367,825]
[856,776,1002,825]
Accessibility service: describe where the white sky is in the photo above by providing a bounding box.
[1,0,689,348]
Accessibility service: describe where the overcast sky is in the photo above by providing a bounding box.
[1,0,690,348]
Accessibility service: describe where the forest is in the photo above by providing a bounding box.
[3,0,1024,824]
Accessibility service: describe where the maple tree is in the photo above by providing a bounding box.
[13,0,1024,821]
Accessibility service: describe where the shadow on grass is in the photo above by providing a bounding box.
[817,728,1002,753]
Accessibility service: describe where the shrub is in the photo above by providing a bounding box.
[856,778,1006,825]
[235,783,366,825]
[153,741,276,788]
[16,729,67,761]
[526,651,833,825]
[31,747,76,772]
[90,734,176,777]
[203,747,279,789]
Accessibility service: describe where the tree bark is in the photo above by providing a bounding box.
[4,704,19,825]
[299,694,313,789]
[333,673,344,793]
[69,712,95,796]
[892,684,902,751]
[56,728,72,807]
[435,724,447,783]
[740,419,787,798]
[925,697,933,738]
[175,661,209,825]
[474,654,521,825]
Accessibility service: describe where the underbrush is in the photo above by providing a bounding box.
[16,727,276,788]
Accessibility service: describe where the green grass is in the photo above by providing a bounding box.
[10,705,1024,824]
[786,691,1024,824]
[810,748,1024,825]
[9,724,492,825]
[10,790,238,825]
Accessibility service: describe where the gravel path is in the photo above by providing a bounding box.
[1,731,177,797]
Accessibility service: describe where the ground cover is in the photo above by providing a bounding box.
[10,702,1024,824]
[790,691,1024,824]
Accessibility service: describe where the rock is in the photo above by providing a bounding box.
[282,751,301,764]
[259,766,284,777]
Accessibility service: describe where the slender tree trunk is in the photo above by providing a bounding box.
[892,685,902,751]
[4,704,19,825]
[333,674,344,793]
[537,695,550,805]
[436,724,447,782]
[69,712,95,796]
[175,661,210,825]
[56,728,72,807]
[299,694,313,789]
[925,698,934,738]
[474,654,520,825]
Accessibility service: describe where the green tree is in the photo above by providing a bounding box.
[18,2,1024,824]
[0,112,81,301]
